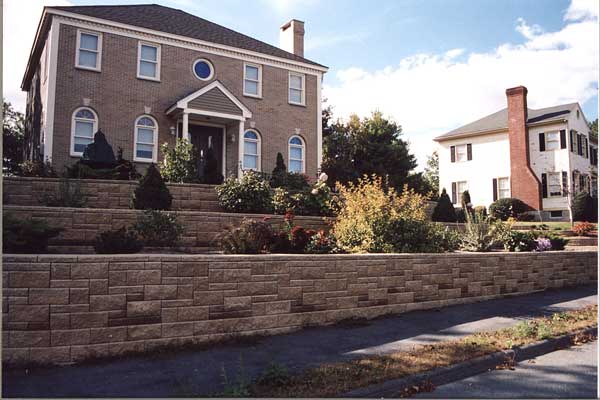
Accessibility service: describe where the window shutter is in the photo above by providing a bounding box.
[584,138,589,158]
[492,178,498,202]
[572,171,577,192]
[539,133,545,151]
[577,134,582,155]
[451,182,457,204]
[570,130,575,152]
[560,130,566,149]
[450,146,456,163]
[541,173,548,198]
[467,144,472,161]
[562,171,568,196]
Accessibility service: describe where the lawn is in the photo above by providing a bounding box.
[512,221,574,231]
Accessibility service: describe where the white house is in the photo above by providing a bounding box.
[435,86,598,221]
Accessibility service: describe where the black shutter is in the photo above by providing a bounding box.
[560,130,566,149]
[492,178,498,202]
[577,134,582,155]
[539,133,545,151]
[450,146,456,163]
[584,138,589,158]
[541,173,548,198]
[573,171,577,192]
[467,144,472,161]
[570,130,575,152]
[562,171,568,196]
[451,182,457,204]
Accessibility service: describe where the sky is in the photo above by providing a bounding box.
[3,0,599,169]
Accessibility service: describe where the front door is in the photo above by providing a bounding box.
[189,125,223,180]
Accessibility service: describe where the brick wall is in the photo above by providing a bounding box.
[2,251,596,365]
[3,205,329,252]
[3,176,221,212]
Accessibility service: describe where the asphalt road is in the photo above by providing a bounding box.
[2,285,597,397]
[419,340,598,399]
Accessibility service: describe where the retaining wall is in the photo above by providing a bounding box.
[3,176,221,212]
[3,206,329,253]
[2,251,596,365]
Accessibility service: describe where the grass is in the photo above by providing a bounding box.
[249,306,597,398]
[512,221,575,231]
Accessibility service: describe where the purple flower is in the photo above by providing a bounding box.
[535,238,552,252]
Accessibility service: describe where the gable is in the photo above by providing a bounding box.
[188,87,242,116]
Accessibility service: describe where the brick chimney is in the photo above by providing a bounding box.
[280,19,304,57]
[506,86,542,210]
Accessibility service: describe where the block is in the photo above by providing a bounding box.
[9,272,50,288]
[70,312,108,328]
[29,288,69,305]
[127,301,161,318]
[8,305,49,322]
[51,329,91,346]
[90,295,126,311]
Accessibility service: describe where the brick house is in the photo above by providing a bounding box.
[21,4,328,178]
[435,86,598,221]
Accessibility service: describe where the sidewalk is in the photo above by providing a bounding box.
[2,285,597,398]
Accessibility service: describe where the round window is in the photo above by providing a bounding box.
[193,59,214,81]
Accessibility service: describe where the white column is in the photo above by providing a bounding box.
[316,72,323,173]
[238,121,245,178]
[182,111,190,141]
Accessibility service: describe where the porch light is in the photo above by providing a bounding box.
[169,126,176,136]
[231,133,236,143]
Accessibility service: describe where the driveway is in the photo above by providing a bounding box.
[418,340,598,398]
[2,285,596,397]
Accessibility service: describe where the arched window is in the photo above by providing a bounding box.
[288,135,305,173]
[134,115,158,162]
[71,107,98,156]
[243,130,261,171]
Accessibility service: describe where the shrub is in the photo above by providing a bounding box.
[489,198,528,221]
[216,171,272,213]
[132,164,173,210]
[66,161,114,180]
[160,139,198,183]
[544,233,568,250]
[455,208,466,223]
[94,227,144,254]
[132,210,183,247]
[270,153,288,188]
[378,218,461,253]
[66,148,140,181]
[473,205,487,217]
[18,160,56,177]
[431,189,457,222]
[572,221,595,236]
[333,175,430,253]
[460,211,500,252]
[215,219,274,254]
[535,237,552,252]
[113,147,141,180]
[39,178,87,207]
[516,212,535,221]
[461,190,472,211]
[305,230,338,254]
[572,191,598,222]
[3,214,63,253]
[203,147,224,184]
[501,230,537,252]
[256,362,290,387]
[272,175,335,216]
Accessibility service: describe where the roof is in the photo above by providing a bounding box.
[23,4,326,90]
[435,103,579,141]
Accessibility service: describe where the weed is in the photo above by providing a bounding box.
[513,321,536,338]
[256,362,291,387]
[220,355,250,397]
[536,322,552,340]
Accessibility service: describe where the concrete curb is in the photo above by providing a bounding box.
[343,326,598,398]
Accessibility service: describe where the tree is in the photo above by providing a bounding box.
[590,119,598,142]
[3,100,25,173]
[431,189,457,222]
[322,109,417,192]
[132,164,173,210]
[423,151,439,197]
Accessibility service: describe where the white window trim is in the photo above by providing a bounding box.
[497,176,510,199]
[75,29,102,71]
[544,131,560,151]
[137,41,161,81]
[242,129,261,171]
[133,115,158,163]
[547,172,562,198]
[243,62,262,98]
[455,144,468,162]
[455,181,468,204]
[70,107,98,157]
[288,135,306,173]
[192,58,214,81]
[288,71,306,106]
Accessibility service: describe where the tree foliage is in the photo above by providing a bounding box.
[432,189,457,222]
[322,108,417,193]
[132,164,173,210]
[423,151,439,197]
[3,100,25,173]
[590,119,598,142]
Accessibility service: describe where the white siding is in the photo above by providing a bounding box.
[438,132,511,209]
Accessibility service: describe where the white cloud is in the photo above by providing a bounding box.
[324,1,599,170]
[3,0,71,111]
[564,0,599,21]
[260,0,319,15]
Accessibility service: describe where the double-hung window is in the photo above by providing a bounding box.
[243,63,262,97]
[455,144,468,162]
[498,177,510,199]
[71,107,98,156]
[76,30,101,71]
[547,172,562,197]
[288,72,305,105]
[544,131,560,150]
[137,42,160,80]
[134,116,158,162]
[243,130,261,171]
[288,136,305,173]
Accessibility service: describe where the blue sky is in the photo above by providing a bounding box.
[4,0,599,168]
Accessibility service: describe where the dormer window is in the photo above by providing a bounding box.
[137,42,161,81]
[76,30,102,71]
